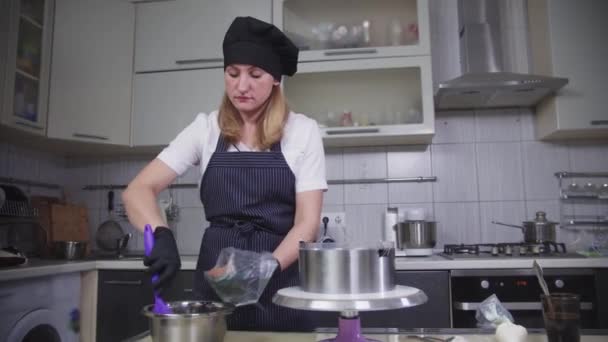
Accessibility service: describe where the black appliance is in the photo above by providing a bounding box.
[450,268,605,329]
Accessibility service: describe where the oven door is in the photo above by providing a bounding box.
[450,269,599,329]
[7,309,64,342]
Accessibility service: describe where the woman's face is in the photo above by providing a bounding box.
[224,64,279,116]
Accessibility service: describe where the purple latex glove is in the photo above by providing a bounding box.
[144,224,171,314]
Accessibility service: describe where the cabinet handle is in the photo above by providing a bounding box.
[175,58,223,65]
[590,120,608,126]
[103,280,143,286]
[326,128,380,135]
[14,121,44,130]
[73,133,109,141]
[453,301,593,311]
[183,288,193,293]
[324,48,378,56]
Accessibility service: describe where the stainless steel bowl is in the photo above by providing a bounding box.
[142,301,234,342]
[394,221,437,249]
[299,242,395,294]
[53,241,87,260]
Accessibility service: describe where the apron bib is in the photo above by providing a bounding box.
[194,134,313,331]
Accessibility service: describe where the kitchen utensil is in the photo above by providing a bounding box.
[53,240,87,260]
[492,211,558,243]
[0,247,27,267]
[534,260,554,316]
[144,224,171,314]
[394,221,437,250]
[298,241,395,294]
[96,190,125,251]
[142,301,233,342]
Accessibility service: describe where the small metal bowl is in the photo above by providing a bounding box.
[53,241,87,260]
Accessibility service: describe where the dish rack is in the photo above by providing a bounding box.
[556,171,608,255]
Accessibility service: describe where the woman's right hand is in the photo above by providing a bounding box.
[143,226,181,295]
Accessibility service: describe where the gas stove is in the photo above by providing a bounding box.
[440,242,586,259]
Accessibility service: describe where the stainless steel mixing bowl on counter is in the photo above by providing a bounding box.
[53,241,88,260]
[142,301,234,342]
[394,220,437,250]
[298,241,396,294]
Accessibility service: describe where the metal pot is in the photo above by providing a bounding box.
[298,241,395,294]
[492,211,558,243]
[142,301,233,342]
[53,241,87,260]
[394,221,437,249]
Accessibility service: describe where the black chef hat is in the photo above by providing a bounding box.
[223,16,298,81]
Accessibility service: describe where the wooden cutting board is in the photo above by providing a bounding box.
[50,203,90,243]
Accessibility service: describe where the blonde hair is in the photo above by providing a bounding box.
[218,86,289,150]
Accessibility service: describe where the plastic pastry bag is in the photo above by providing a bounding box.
[475,294,514,328]
[204,247,278,306]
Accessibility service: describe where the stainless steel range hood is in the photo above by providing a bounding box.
[434,0,568,110]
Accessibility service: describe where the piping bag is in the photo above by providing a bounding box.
[144,224,172,314]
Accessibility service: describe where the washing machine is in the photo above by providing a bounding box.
[0,273,80,342]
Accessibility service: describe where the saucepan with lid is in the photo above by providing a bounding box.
[492,211,558,243]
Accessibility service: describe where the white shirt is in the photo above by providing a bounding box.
[157,111,328,193]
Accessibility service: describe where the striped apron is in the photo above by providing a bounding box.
[194,134,313,331]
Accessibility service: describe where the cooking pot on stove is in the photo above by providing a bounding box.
[492,211,558,243]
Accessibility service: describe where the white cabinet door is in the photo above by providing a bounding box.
[47,0,133,146]
[132,68,225,146]
[532,0,608,139]
[134,0,272,73]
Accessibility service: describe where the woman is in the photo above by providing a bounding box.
[122,16,327,331]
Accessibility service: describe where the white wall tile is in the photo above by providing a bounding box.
[8,145,39,181]
[475,108,522,142]
[38,153,67,186]
[519,108,536,141]
[388,183,433,204]
[433,110,476,144]
[178,166,202,184]
[178,188,203,208]
[387,145,431,177]
[393,203,435,221]
[0,141,8,177]
[479,201,526,243]
[324,184,344,205]
[477,142,525,201]
[567,143,608,172]
[325,148,344,180]
[344,204,386,244]
[434,202,481,246]
[63,161,101,210]
[343,147,387,179]
[123,158,148,184]
[87,208,101,251]
[431,143,479,202]
[100,159,128,185]
[522,141,570,200]
[344,184,388,204]
[176,207,207,255]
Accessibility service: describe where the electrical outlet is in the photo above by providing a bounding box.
[319,212,346,241]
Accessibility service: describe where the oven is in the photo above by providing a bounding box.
[450,268,604,329]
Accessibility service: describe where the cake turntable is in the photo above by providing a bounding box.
[272,242,428,342]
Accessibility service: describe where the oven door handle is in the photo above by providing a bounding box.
[453,301,593,311]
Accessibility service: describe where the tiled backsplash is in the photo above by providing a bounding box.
[2,108,607,255]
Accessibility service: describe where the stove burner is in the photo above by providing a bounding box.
[443,242,568,257]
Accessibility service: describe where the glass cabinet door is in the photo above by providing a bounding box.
[4,0,51,133]
[14,0,45,123]
[274,0,430,61]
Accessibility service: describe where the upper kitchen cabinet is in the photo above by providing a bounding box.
[46,0,134,146]
[0,0,54,135]
[272,0,430,62]
[285,56,434,147]
[529,0,608,140]
[134,0,272,73]
[132,68,225,146]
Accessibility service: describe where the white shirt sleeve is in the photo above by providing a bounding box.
[294,119,328,193]
[157,113,207,176]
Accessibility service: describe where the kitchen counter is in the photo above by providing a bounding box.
[128,330,608,342]
[1,255,607,282]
